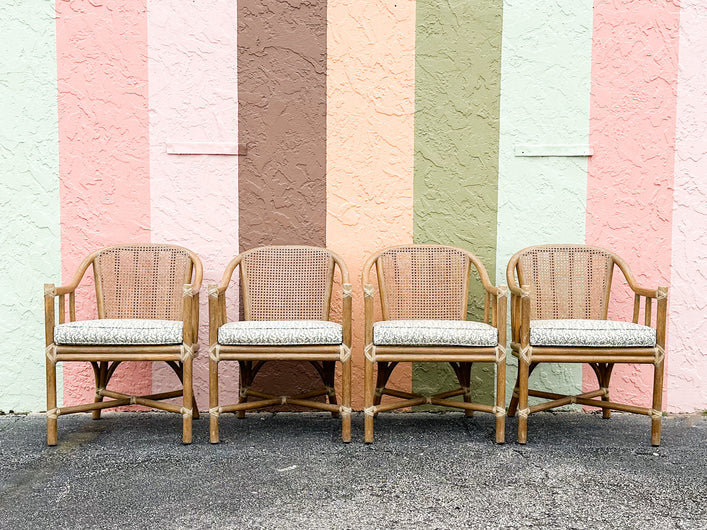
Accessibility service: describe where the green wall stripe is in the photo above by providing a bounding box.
[0,2,61,410]
[413,0,504,406]
[496,1,593,405]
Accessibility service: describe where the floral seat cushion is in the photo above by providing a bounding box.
[373,320,498,347]
[218,320,343,346]
[530,319,656,347]
[54,319,183,345]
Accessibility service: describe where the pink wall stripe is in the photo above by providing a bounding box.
[667,0,707,412]
[147,0,239,411]
[57,1,151,406]
[585,0,679,407]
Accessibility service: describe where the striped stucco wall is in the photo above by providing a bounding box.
[0,1,705,414]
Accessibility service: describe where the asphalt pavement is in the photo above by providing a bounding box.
[0,410,705,529]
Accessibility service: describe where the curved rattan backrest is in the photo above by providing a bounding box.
[375,245,471,320]
[510,245,614,320]
[93,244,195,320]
[240,246,335,321]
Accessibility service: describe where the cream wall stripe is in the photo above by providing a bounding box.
[0,1,61,410]
[496,0,594,404]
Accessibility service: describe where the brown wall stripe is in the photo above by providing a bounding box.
[238,0,327,405]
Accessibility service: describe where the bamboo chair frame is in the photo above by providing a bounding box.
[208,246,352,443]
[44,244,203,445]
[506,244,668,446]
[362,245,508,444]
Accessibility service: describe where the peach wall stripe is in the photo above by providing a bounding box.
[327,0,416,408]
[585,0,679,407]
[57,1,151,406]
[667,0,707,412]
[147,0,240,411]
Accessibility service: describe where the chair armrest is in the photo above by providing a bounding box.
[181,284,199,345]
[342,283,353,348]
[509,284,531,345]
[207,283,228,348]
[44,284,56,346]
[495,286,508,349]
[613,256,669,331]
[613,254,665,298]
[508,284,527,298]
[55,250,100,296]
[654,286,668,349]
[363,282,376,349]
[361,253,380,348]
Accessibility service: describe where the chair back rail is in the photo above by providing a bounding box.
[50,244,201,325]
[363,245,500,323]
[217,246,348,322]
[93,245,197,320]
[508,245,615,321]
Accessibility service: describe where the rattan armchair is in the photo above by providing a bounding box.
[208,246,352,442]
[362,245,508,443]
[506,244,668,445]
[44,244,203,445]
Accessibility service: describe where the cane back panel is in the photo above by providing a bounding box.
[240,247,335,321]
[93,245,194,320]
[515,245,614,320]
[376,246,470,320]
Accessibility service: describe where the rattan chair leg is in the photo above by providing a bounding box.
[192,395,200,420]
[237,361,248,419]
[46,357,57,446]
[364,353,375,443]
[323,361,339,418]
[496,359,506,444]
[517,357,529,444]
[342,356,352,443]
[461,363,474,418]
[209,356,219,444]
[182,356,193,445]
[91,361,108,420]
[651,359,664,446]
[374,363,387,407]
[601,363,614,419]
[508,371,520,418]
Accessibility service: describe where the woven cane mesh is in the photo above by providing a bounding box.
[516,246,613,320]
[94,245,193,320]
[377,246,469,320]
[241,247,333,321]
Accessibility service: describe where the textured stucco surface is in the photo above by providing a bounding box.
[668,0,707,412]
[496,0,593,405]
[57,1,152,407]
[413,0,503,406]
[1,1,706,416]
[147,0,240,410]
[238,0,328,405]
[327,0,416,407]
[586,0,679,408]
[0,2,61,411]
